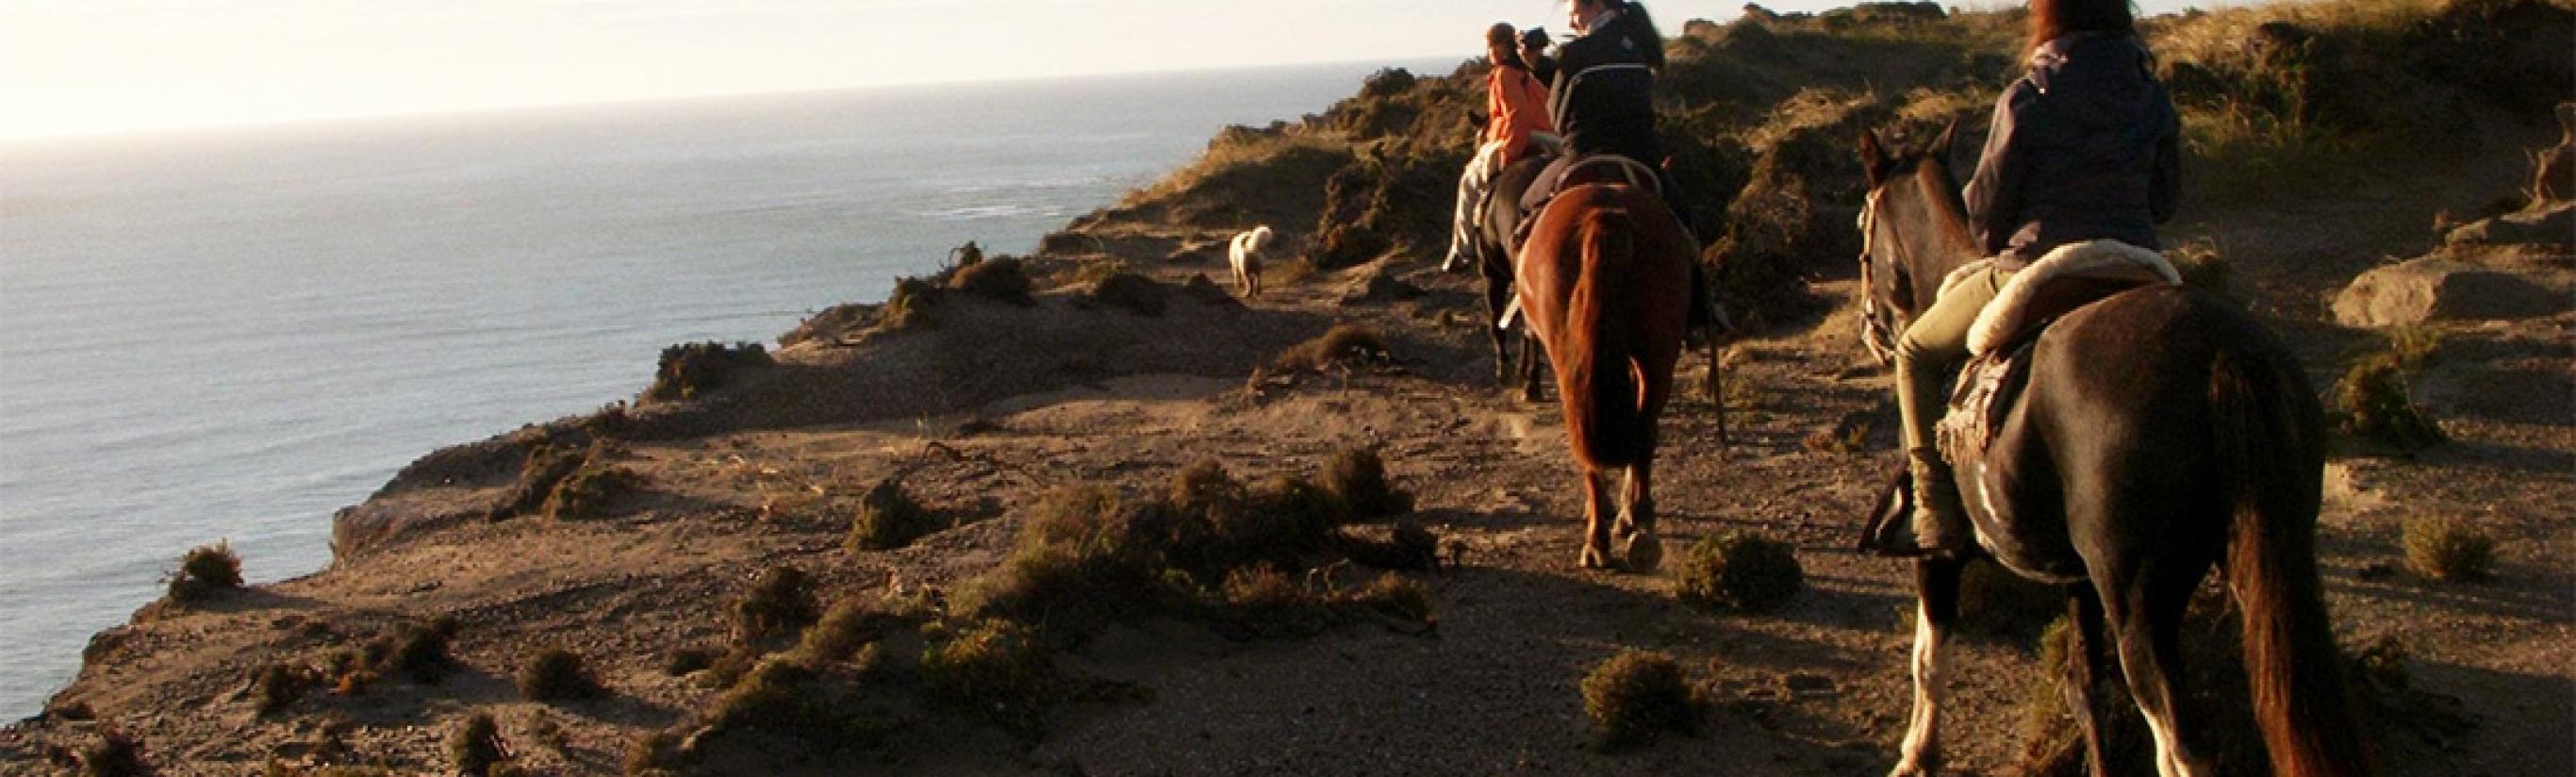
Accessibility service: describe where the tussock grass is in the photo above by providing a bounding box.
[1581,650,1702,750]
[1337,571,1435,623]
[847,478,942,553]
[362,618,459,684]
[518,648,605,702]
[875,276,943,332]
[2403,515,2495,582]
[1086,271,1170,316]
[621,730,682,777]
[644,341,772,403]
[919,619,1055,733]
[167,540,243,603]
[253,663,306,716]
[1676,531,1805,613]
[541,459,641,521]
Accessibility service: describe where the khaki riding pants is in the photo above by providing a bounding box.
[1896,259,2013,453]
[1447,141,1509,262]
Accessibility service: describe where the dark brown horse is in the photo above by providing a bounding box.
[1856,126,2368,777]
[1473,155,1551,386]
[1517,182,1693,570]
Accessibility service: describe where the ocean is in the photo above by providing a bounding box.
[0,58,1455,718]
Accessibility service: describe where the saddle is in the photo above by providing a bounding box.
[1511,153,1664,252]
[1936,240,2182,462]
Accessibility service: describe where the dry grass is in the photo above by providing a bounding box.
[1336,571,1434,623]
[949,256,1035,303]
[1086,271,1170,316]
[541,460,642,521]
[253,663,306,716]
[1581,650,1701,750]
[1675,531,1805,613]
[75,731,149,777]
[362,618,459,684]
[1323,446,1414,520]
[2403,515,2496,582]
[1270,323,1395,373]
[919,619,1055,734]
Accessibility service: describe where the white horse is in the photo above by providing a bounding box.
[1229,225,1275,297]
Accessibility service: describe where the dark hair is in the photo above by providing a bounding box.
[2028,0,2136,55]
[1521,27,1551,50]
[1487,23,1528,71]
[1602,1,1667,71]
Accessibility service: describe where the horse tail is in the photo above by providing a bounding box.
[2211,350,2370,777]
[1565,208,1646,469]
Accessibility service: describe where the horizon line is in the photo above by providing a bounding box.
[0,53,1470,148]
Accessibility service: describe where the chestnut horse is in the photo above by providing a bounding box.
[1857,126,2367,777]
[1516,182,1693,570]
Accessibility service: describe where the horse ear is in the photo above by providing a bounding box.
[1929,120,1959,165]
[1858,130,1890,186]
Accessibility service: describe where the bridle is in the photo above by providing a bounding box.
[1856,187,1906,366]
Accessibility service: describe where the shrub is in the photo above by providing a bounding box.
[1581,650,1699,749]
[847,478,943,553]
[1269,323,1394,372]
[542,462,642,521]
[919,620,1054,732]
[362,618,458,683]
[1360,67,1418,98]
[2331,353,2445,451]
[793,598,905,667]
[518,649,605,702]
[1221,563,1321,611]
[167,540,243,603]
[76,730,148,777]
[2349,634,2411,695]
[2386,324,2441,368]
[2403,515,2495,582]
[949,256,1034,303]
[1676,532,1805,613]
[447,712,506,777]
[2018,593,2268,777]
[876,276,943,331]
[734,566,821,646]
[622,730,682,777]
[644,341,772,403]
[1338,571,1434,623]
[1323,447,1414,520]
[1087,271,1169,316]
[253,663,305,716]
[704,658,847,740]
[1170,458,1247,516]
[1337,521,1440,570]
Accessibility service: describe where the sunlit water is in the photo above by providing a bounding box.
[0,59,1451,717]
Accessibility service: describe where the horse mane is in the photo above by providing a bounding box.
[1898,149,1979,260]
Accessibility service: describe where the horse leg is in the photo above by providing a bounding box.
[1891,555,1964,777]
[1520,333,1545,403]
[2063,587,2115,777]
[1577,468,1614,570]
[1485,272,1515,383]
[1616,458,1661,571]
[2097,560,2217,777]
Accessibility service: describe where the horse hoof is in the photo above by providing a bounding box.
[1886,756,1939,777]
[1624,534,1663,572]
[1578,546,1610,570]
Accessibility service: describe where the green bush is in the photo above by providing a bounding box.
[518,648,605,702]
[847,478,943,553]
[2331,353,2445,451]
[919,620,1054,733]
[1581,650,1700,749]
[2403,515,2495,582]
[1676,531,1805,613]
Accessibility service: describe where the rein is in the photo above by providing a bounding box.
[1856,188,1905,365]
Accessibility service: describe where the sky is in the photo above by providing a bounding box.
[1,0,2210,141]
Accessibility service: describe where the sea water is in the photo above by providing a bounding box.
[0,58,1455,717]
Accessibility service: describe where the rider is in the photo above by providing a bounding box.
[1867,0,2181,557]
[1444,23,1555,273]
[1522,0,1716,332]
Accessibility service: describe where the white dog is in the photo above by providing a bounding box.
[1229,225,1275,297]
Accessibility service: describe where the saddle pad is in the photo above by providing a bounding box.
[1966,240,2180,356]
[1937,339,2039,464]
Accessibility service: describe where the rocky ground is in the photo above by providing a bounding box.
[4,4,2570,776]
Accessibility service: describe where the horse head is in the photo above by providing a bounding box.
[1854,121,1975,366]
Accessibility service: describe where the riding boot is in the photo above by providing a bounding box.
[1865,449,1972,557]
